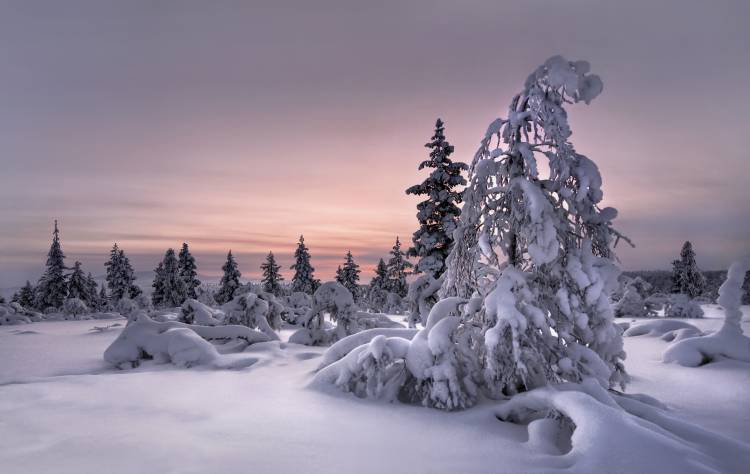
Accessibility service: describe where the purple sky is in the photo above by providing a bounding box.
[1,0,749,288]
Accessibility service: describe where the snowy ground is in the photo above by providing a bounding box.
[0,307,748,473]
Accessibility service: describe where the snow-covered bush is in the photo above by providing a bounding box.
[180,299,222,326]
[663,257,750,366]
[281,291,312,324]
[134,294,153,311]
[62,297,89,316]
[613,277,654,318]
[221,292,279,340]
[0,305,32,325]
[254,290,285,330]
[291,282,360,345]
[643,292,668,313]
[104,312,269,369]
[664,294,704,319]
[115,297,139,321]
[406,274,442,327]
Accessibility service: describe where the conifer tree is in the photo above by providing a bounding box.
[261,251,284,296]
[671,241,706,298]
[370,258,388,291]
[215,250,241,304]
[338,251,361,298]
[67,261,89,302]
[154,248,187,307]
[105,244,141,300]
[290,235,318,294]
[16,281,36,308]
[406,119,468,277]
[97,285,109,311]
[85,273,99,307]
[34,220,68,310]
[335,266,344,284]
[178,242,201,299]
[386,237,412,297]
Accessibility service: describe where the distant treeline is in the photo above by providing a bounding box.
[622,270,727,301]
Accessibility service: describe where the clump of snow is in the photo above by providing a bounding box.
[221,292,280,341]
[664,293,704,319]
[104,312,269,369]
[406,273,443,327]
[318,327,419,370]
[624,319,703,339]
[179,299,223,326]
[281,292,313,324]
[0,304,32,325]
[663,258,750,366]
[62,298,89,317]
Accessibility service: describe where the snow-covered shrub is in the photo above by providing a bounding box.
[613,277,654,318]
[221,292,279,340]
[0,305,31,325]
[62,297,89,316]
[254,290,284,330]
[134,294,153,311]
[104,312,269,369]
[317,327,419,370]
[663,257,750,366]
[664,294,704,319]
[180,299,222,326]
[281,291,312,324]
[292,282,360,345]
[406,274,442,327]
[643,292,668,313]
[115,297,139,321]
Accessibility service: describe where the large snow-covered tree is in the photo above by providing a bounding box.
[152,248,187,308]
[178,243,201,299]
[671,241,706,298]
[406,119,468,277]
[386,237,412,297]
[442,56,629,396]
[261,251,284,296]
[34,220,69,310]
[105,244,141,301]
[290,235,318,294]
[337,251,361,298]
[215,250,242,304]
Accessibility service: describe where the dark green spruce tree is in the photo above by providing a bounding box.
[178,242,201,299]
[67,261,89,302]
[339,250,361,298]
[215,250,242,304]
[290,235,319,294]
[35,220,69,310]
[386,236,412,297]
[405,119,468,277]
[153,248,187,307]
[671,241,706,298]
[261,251,284,296]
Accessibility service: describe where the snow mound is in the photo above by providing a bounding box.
[623,319,703,339]
[664,294,705,319]
[180,298,223,326]
[317,327,419,370]
[0,305,32,325]
[104,312,269,369]
[495,379,750,473]
[663,258,750,367]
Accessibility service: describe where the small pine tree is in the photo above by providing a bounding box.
[338,251,361,298]
[406,119,468,277]
[17,281,36,308]
[386,237,412,297]
[151,261,166,307]
[215,250,242,304]
[97,285,109,311]
[335,266,344,284]
[155,248,187,307]
[67,261,89,302]
[178,242,201,299]
[671,241,706,298]
[85,273,99,308]
[290,235,318,294]
[370,258,388,291]
[34,220,69,310]
[261,251,284,296]
[105,244,141,300]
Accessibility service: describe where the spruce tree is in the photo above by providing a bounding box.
[261,251,284,296]
[155,248,187,307]
[215,250,242,304]
[386,237,412,297]
[34,220,68,310]
[98,285,109,311]
[338,251,361,298]
[17,281,36,308]
[151,261,166,307]
[105,244,140,300]
[67,261,89,302]
[178,242,201,299]
[290,235,318,294]
[406,119,468,277]
[85,273,99,308]
[671,241,706,298]
[370,258,388,291]
[335,266,344,284]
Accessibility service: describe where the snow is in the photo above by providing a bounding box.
[1,306,749,473]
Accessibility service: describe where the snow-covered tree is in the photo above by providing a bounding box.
[105,243,141,301]
[365,258,389,311]
[178,242,201,299]
[215,250,242,304]
[261,251,284,296]
[97,285,110,311]
[337,251,361,299]
[62,297,88,316]
[67,261,88,302]
[406,119,468,277]
[15,281,36,308]
[386,237,412,297]
[34,220,68,310]
[614,277,654,318]
[152,248,187,308]
[671,241,706,298]
[442,56,628,396]
[290,235,319,294]
[85,273,99,308]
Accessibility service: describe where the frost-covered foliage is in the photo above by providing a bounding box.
[115,298,139,321]
[436,56,628,396]
[152,248,188,308]
[664,294,704,319]
[405,119,468,277]
[406,273,443,327]
[221,292,280,340]
[292,282,360,345]
[281,291,312,324]
[13,281,36,309]
[66,261,88,303]
[105,243,141,301]
[215,250,242,305]
[290,235,319,294]
[260,251,284,296]
[337,251,361,299]
[62,298,89,316]
[0,304,32,325]
[663,257,750,366]
[180,299,222,326]
[671,241,706,298]
[614,277,655,318]
[385,237,412,297]
[103,313,269,369]
[178,242,201,299]
[34,220,68,310]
